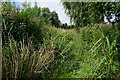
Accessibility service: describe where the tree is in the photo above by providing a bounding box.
[50,11,61,27]
[61,1,120,28]
[61,2,85,27]
[41,8,51,24]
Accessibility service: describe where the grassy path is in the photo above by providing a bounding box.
[49,26,99,78]
[49,25,120,78]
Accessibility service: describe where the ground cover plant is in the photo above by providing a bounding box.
[1,1,120,79]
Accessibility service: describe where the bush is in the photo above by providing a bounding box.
[2,1,48,43]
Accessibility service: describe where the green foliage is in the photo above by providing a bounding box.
[46,25,120,78]
[40,8,61,27]
[89,28,119,78]
[2,2,25,42]
[2,1,120,79]
[2,1,50,44]
[61,2,85,27]
[40,7,51,24]
[2,1,67,79]
[50,11,61,27]
[61,1,120,27]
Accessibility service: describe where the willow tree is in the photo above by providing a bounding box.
[61,1,120,28]
[61,2,86,28]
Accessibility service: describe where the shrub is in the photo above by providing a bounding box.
[2,1,48,43]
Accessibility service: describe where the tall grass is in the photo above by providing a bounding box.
[90,27,120,78]
[2,37,55,79]
[50,24,120,78]
[2,1,120,79]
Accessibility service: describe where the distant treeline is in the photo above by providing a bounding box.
[60,23,74,29]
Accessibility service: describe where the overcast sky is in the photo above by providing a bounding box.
[8,0,71,24]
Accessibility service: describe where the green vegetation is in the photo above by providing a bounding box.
[61,2,120,27]
[2,1,120,79]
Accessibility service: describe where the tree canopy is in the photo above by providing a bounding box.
[50,11,61,27]
[61,1,120,27]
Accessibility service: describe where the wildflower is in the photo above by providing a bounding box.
[104,62,108,65]
[7,14,13,19]
[7,14,12,16]
[3,11,7,14]
[9,11,14,14]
